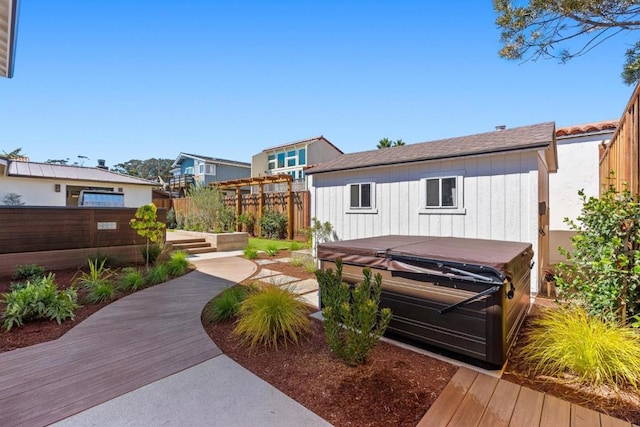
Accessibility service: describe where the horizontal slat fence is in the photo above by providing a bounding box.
[600,82,640,194]
[172,191,310,237]
[0,207,166,254]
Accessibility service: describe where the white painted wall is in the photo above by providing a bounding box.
[310,151,543,292]
[0,177,153,207]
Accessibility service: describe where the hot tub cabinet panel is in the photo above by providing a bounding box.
[317,236,533,367]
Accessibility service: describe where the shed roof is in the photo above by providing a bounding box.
[7,161,158,186]
[306,122,556,175]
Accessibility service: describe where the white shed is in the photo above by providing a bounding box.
[306,122,558,293]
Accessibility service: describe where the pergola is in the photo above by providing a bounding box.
[0,0,18,78]
[210,174,295,239]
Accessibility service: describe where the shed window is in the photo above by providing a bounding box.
[350,183,372,208]
[426,177,457,208]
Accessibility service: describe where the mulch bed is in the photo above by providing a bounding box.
[204,315,457,427]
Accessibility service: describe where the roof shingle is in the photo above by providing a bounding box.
[306,122,555,175]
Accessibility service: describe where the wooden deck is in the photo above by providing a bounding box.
[418,367,637,427]
[0,257,256,427]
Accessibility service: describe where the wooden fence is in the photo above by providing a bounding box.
[600,82,640,194]
[172,191,310,239]
[0,207,166,254]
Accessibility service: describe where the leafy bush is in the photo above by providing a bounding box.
[556,182,640,324]
[259,210,288,239]
[238,212,255,236]
[2,274,79,331]
[203,286,249,323]
[234,284,310,350]
[244,246,258,260]
[166,207,177,229]
[265,243,279,257]
[12,264,45,282]
[145,263,169,286]
[84,282,116,304]
[519,306,640,388]
[119,267,145,292]
[182,186,234,232]
[306,217,334,254]
[166,250,189,276]
[75,259,115,291]
[141,244,164,265]
[317,259,392,366]
[291,255,318,273]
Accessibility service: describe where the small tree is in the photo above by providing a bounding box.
[3,193,25,206]
[130,204,166,267]
[556,181,640,324]
[317,259,392,366]
[306,217,333,256]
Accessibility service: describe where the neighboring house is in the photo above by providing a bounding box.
[0,0,19,78]
[0,158,157,207]
[251,136,343,192]
[169,153,251,196]
[550,120,617,264]
[306,122,558,293]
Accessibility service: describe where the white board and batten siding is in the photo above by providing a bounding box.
[310,151,542,292]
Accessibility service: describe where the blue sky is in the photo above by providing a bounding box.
[1,1,637,167]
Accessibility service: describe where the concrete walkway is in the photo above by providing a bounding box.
[0,255,329,427]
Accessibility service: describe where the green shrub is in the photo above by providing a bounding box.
[292,255,318,273]
[2,274,79,331]
[238,212,255,236]
[75,259,115,291]
[166,250,189,276]
[519,306,640,388]
[182,186,232,232]
[265,243,279,257]
[556,181,640,324]
[259,210,288,239]
[203,286,249,323]
[119,267,145,292]
[244,246,258,260]
[145,263,169,286]
[317,259,392,366]
[166,207,177,229]
[289,241,302,251]
[12,264,45,282]
[234,285,310,350]
[85,282,116,304]
[141,244,164,266]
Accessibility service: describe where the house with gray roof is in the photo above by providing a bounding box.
[169,153,251,196]
[0,158,158,207]
[306,122,558,293]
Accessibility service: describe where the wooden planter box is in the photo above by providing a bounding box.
[170,230,248,251]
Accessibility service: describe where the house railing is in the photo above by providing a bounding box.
[599,82,639,194]
[168,174,195,190]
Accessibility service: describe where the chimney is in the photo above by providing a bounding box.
[97,159,108,170]
[495,125,506,131]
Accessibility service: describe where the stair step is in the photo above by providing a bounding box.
[172,242,211,250]
[186,247,217,254]
[169,238,207,244]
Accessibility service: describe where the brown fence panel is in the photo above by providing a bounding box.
[0,207,166,254]
[600,83,640,194]
[171,191,310,238]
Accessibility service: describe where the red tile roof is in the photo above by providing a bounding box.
[306,122,555,175]
[556,120,618,137]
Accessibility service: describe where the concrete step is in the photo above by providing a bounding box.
[186,246,218,255]
[172,242,212,250]
[169,238,207,244]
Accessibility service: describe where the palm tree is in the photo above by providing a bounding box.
[2,147,26,159]
[393,139,405,147]
[377,138,393,149]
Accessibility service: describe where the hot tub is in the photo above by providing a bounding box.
[317,235,533,367]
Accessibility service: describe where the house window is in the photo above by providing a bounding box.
[184,166,194,175]
[277,152,285,168]
[298,148,306,165]
[426,177,457,207]
[419,174,466,215]
[287,150,296,167]
[267,154,276,170]
[199,163,205,174]
[350,183,372,208]
[298,170,304,179]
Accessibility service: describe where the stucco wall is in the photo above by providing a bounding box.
[0,177,152,207]
[310,151,543,292]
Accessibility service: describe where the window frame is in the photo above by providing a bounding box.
[346,182,378,214]
[419,173,466,215]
